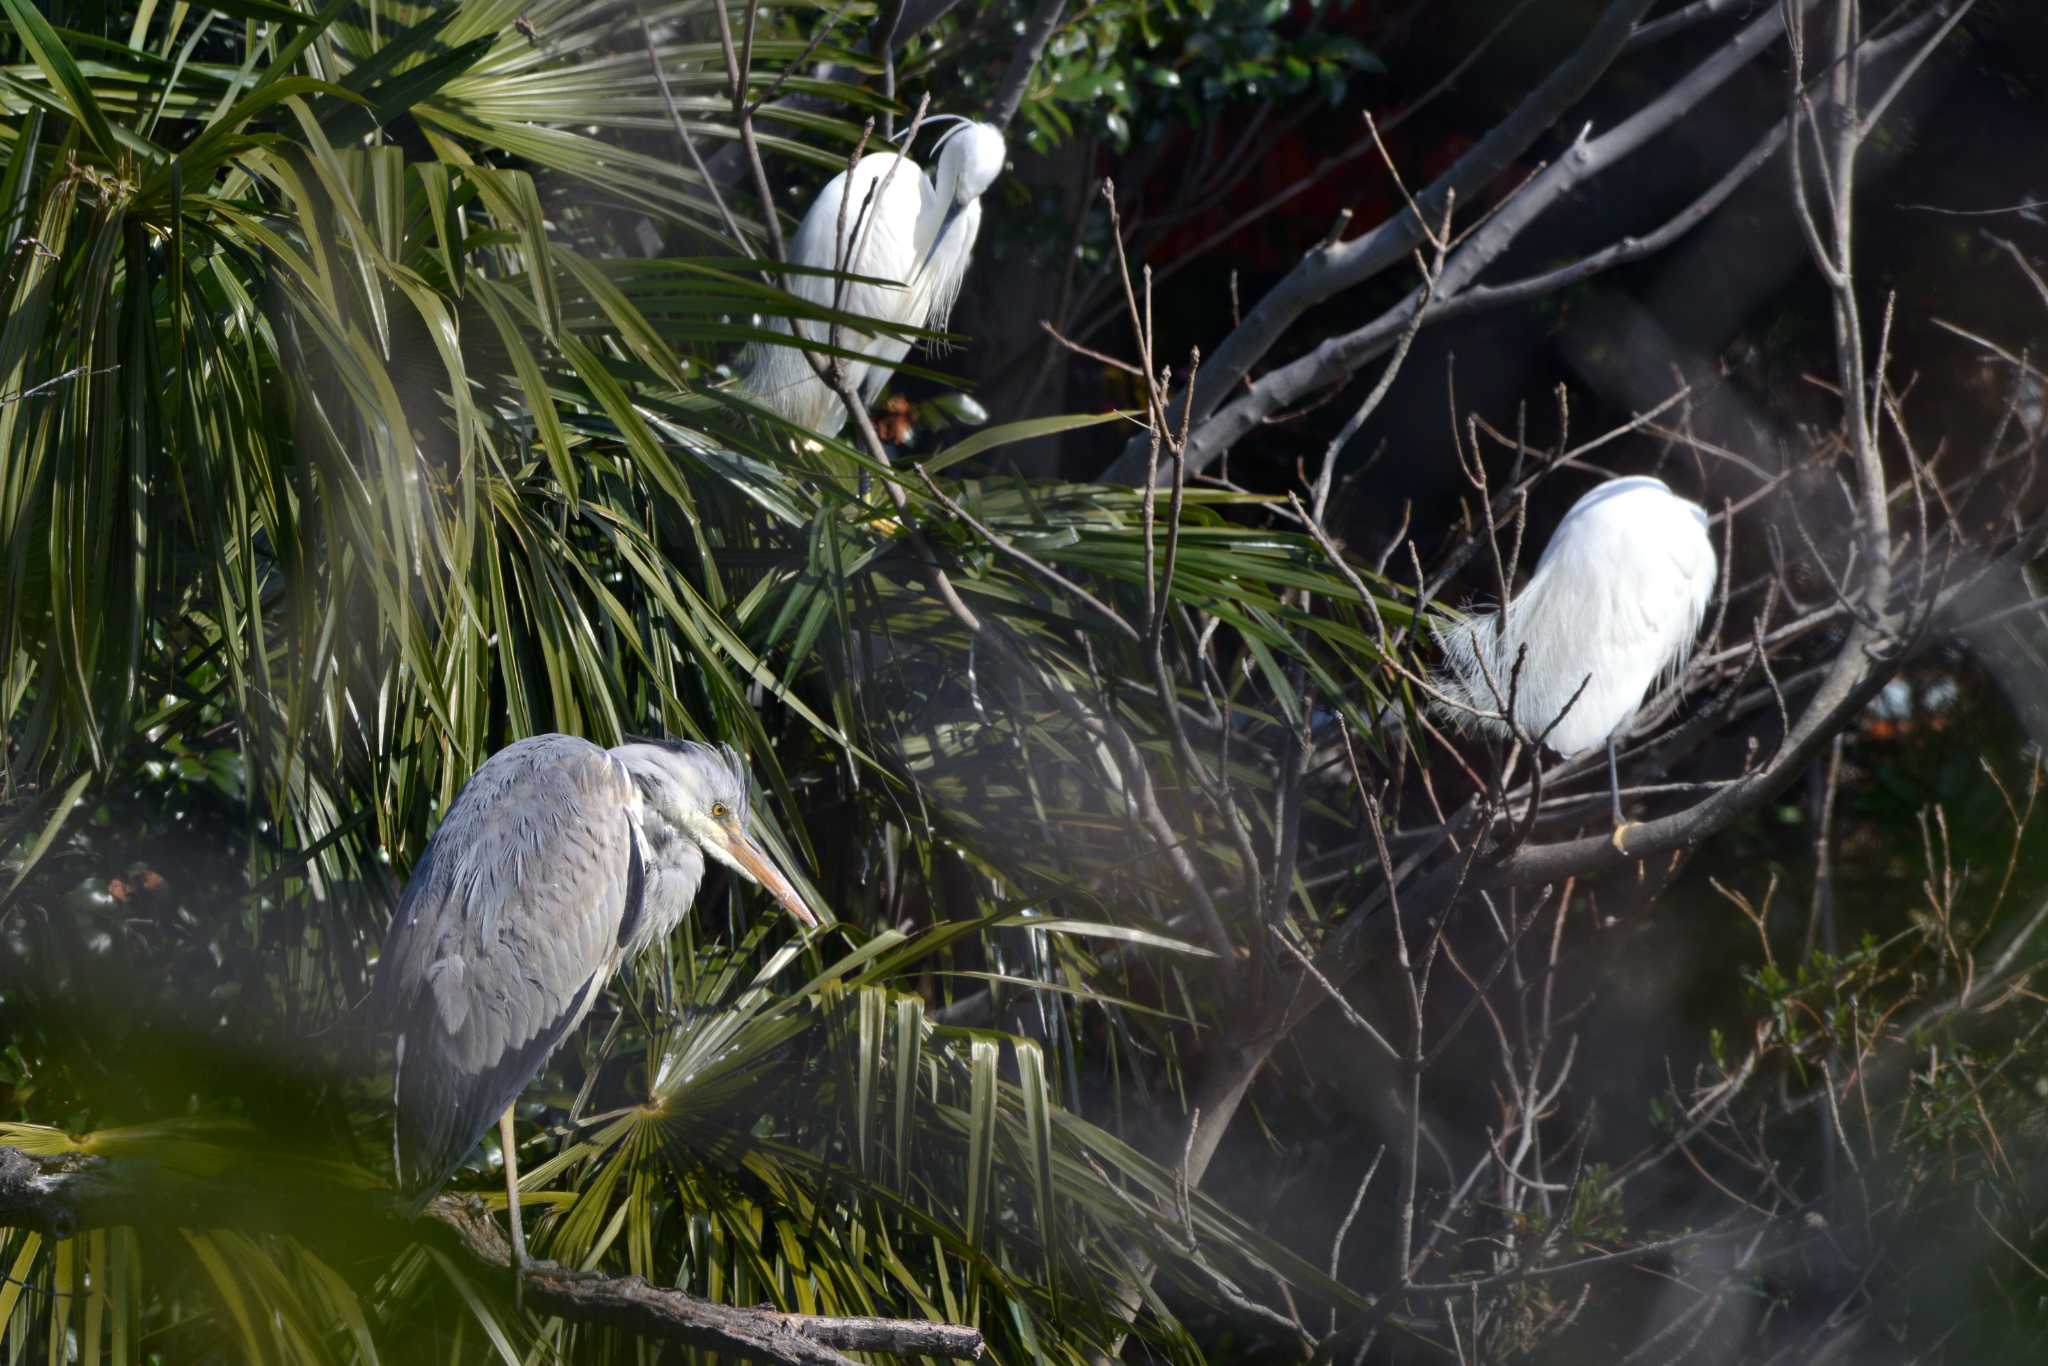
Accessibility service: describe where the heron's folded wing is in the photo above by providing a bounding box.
[375,734,643,1195]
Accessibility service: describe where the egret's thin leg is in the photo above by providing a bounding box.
[1607,736,1625,828]
[499,1106,528,1312]
[1608,735,1637,853]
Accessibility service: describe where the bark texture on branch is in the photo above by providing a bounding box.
[0,1145,984,1365]
[432,1195,985,1362]
[1099,0,1663,483]
[989,0,1069,129]
[1143,0,1814,484]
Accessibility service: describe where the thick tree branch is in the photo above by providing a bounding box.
[990,0,1068,130]
[432,1194,984,1361]
[1489,626,1896,886]
[1627,0,1756,51]
[0,1146,984,1364]
[1100,0,1663,483]
[1116,0,1829,484]
[1129,0,1955,486]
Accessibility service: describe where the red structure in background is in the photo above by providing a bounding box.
[1132,0,1499,274]
[1141,111,1490,271]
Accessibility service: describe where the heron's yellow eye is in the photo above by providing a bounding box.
[710,801,729,821]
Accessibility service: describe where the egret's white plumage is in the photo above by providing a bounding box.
[1434,476,1717,758]
[739,120,1006,436]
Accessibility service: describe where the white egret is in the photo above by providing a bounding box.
[1434,476,1717,848]
[739,118,1007,437]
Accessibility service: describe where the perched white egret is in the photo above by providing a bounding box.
[739,117,1006,437]
[1434,476,1717,847]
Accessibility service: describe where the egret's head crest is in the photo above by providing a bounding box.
[930,121,1005,203]
[890,113,971,149]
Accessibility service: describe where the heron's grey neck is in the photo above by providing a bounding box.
[626,807,705,959]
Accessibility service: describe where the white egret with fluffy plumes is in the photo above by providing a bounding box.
[1434,476,1717,849]
[738,117,1006,437]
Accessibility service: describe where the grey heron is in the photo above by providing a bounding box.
[371,733,816,1298]
[1434,476,1717,849]
[738,118,1006,437]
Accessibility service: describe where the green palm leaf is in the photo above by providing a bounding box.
[0,2,1413,1360]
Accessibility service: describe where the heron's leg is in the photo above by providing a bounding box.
[499,1106,528,1312]
[1607,735,1637,853]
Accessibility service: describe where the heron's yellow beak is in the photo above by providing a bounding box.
[717,822,818,929]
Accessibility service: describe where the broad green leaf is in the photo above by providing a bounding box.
[921,409,1139,474]
[0,0,121,158]
[0,769,89,902]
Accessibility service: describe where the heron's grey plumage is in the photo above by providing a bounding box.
[609,739,748,957]
[374,736,635,1194]
[372,733,810,1201]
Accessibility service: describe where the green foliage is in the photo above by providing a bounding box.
[0,1,1409,1359]
[1034,0,1384,148]
[887,0,1383,153]
[0,922,1366,1362]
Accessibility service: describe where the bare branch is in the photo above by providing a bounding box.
[989,0,1069,129]
[1135,0,1823,483]
[1102,0,1663,482]
[0,1146,985,1363]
